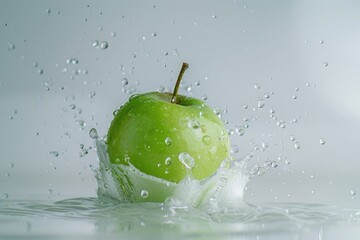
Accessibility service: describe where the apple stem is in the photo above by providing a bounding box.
[171,62,189,103]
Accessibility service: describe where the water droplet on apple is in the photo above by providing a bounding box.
[140,190,149,198]
[188,119,200,129]
[202,135,212,145]
[319,138,326,145]
[164,137,172,146]
[89,128,98,139]
[113,109,119,116]
[165,157,172,166]
[178,152,195,169]
[100,41,108,49]
[129,94,140,101]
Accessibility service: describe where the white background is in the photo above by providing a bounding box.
[0,0,359,208]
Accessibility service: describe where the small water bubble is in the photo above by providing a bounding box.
[323,61,328,67]
[254,84,261,89]
[195,81,200,86]
[50,151,59,157]
[320,40,324,44]
[48,189,53,194]
[151,32,157,37]
[80,144,84,149]
[100,41,109,49]
[290,135,296,141]
[165,157,172,166]
[110,32,116,37]
[350,190,356,196]
[46,8,51,15]
[188,119,200,129]
[38,69,44,75]
[2,193,9,199]
[164,137,172,146]
[201,95,208,101]
[212,14,217,18]
[122,78,129,86]
[243,104,248,109]
[140,190,149,198]
[89,128,98,139]
[294,142,301,149]
[178,152,195,169]
[292,95,297,100]
[319,138,326,145]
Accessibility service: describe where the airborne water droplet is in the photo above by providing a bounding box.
[319,138,326,145]
[294,142,301,149]
[122,78,128,86]
[257,100,265,108]
[100,41,108,49]
[89,128,98,139]
[50,151,59,157]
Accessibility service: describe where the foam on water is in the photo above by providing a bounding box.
[95,140,249,213]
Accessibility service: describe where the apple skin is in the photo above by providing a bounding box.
[107,92,230,183]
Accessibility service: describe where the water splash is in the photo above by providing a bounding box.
[95,140,249,212]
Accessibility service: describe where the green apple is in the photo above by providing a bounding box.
[107,63,231,184]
